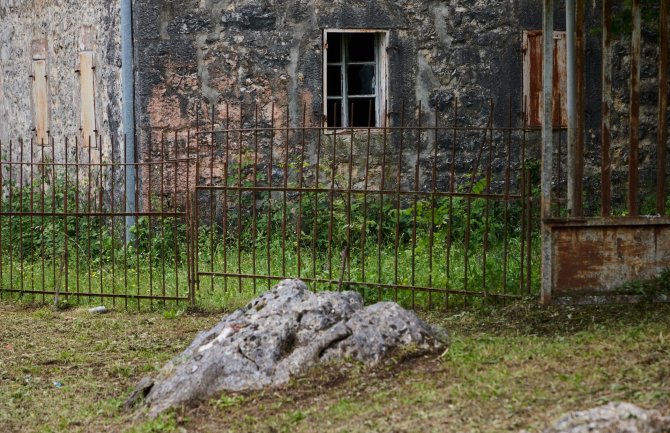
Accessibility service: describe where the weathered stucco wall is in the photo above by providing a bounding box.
[133,0,554,208]
[0,0,122,155]
[134,0,548,135]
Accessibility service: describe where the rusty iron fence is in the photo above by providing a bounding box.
[0,135,194,309]
[191,100,540,310]
[0,100,542,310]
[539,1,669,304]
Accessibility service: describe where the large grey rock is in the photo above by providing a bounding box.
[130,279,446,416]
[538,402,670,433]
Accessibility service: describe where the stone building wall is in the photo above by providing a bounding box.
[134,0,574,134]
[132,0,580,209]
[0,0,123,159]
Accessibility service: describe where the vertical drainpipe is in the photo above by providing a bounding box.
[541,0,554,305]
[121,0,136,238]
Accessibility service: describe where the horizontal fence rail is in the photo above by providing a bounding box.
[191,100,541,310]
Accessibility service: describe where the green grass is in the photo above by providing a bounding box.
[0,300,667,433]
[0,176,542,311]
[0,234,541,312]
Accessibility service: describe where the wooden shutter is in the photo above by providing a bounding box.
[31,59,49,145]
[79,51,96,147]
[523,31,567,127]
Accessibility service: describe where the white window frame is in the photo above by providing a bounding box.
[323,29,389,128]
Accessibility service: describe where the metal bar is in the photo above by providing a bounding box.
[601,0,613,217]
[376,101,388,301]
[209,107,215,295]
[526,168,533,294]
[195,125,531,135]
[266,103,274,292]
[410,104,422,308]
[111,136,117,306]
[76,138,82,302]
[252,105,259,294]
[297,104,307,280]
[8,140,13,296]
[160,132,167,305]
[98,136,104,303]
[447,98,458,308]
[313,108,323,287]
[147,131,154,306]
[195,272,523,299]
[359,111,372,285]
[520,116,527,293]
[574,0,585,217]
[566,0,581,216]
[541,0,555,305]
[0,287,188,301]
[19,139,24,297]
[393,101,406,302]
[629,0,641,216]
[346,106,354,289]
[658,0,669,215]
[0,141,4,294]
[428,102,439,308]
[237,107,244,292]
[327,124,336,289]
[193,185,522,200]
[63,138,69,303]
[281,108,289,279]
[483,100,494,296]
[0,159,191,166]
[29,138,35,296]
[503,98,513,294]
[173,131,179,302]
[223,104,230,293]
[557,93,563,210]
[134,124,141,309]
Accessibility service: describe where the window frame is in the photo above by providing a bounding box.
[322,29,389,129]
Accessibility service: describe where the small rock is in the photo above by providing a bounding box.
[538,402,670,433]
[88,306,108,314]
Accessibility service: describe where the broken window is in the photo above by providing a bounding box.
[324,30,387,128]
[522,30,567,127]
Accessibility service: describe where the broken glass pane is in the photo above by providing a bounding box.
[350,98,376,127]
[327,100,342,128]
[348,33,375,62]
[327,66,342,97]
[327,33,342,63]
[347,64,375,95]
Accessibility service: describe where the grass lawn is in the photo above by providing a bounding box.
[0,299,668,433]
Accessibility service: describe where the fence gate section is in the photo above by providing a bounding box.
[193,101,540,310]
[0,136,193,309]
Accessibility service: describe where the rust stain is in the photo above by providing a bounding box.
[552,222,670,295]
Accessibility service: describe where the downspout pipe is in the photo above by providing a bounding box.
[121,0,136,238]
